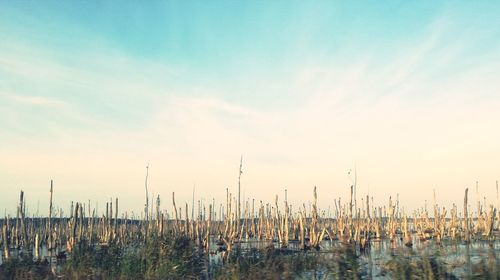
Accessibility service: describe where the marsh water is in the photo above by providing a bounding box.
[1,230,499,279]
[205,233,499,279]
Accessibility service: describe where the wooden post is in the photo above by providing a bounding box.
[70,202,79,251]
[206,204,212,251]
[284,198,289,248]
[2,224,9,260]
[19,190,28,247]
[366,195,370,220]
[476,181,480,216]
[192,185,195,221]
[488,206,496,238]
[354,166,357,219]
[172,192,179,233]
[185,203,190,236]
[299,210,305,249]
[34,233,39,260]
[115,197,119,236]
[237,156,243,232]
[145,164,149,221]
[48,180,53,250]
[350,185,353,219]
[464,188,469,242]
[496,181,499,227]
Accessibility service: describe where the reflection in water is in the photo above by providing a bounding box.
[1,230,499,279]
[205,234,499,279]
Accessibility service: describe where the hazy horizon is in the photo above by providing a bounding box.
[1,1,500,216]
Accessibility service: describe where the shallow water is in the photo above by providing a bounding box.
[1,234,498,279]
[207,234,500,279]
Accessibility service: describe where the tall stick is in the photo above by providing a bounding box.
[350,185,354,219]
[115,197,119,235]
[366,195,370,220]
[464,188,469,242]
[19,190,27,246]
[172,192,179,233]
[238,156,243,230]
[192,184,196,221]
[48,180,53,249]
[354,164,357,218]
[496,180,499,222]
[476,181,480,217]
[2,224,9,260]
[144,164,150,221]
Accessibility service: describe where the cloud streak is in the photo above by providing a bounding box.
[1,6,500,215]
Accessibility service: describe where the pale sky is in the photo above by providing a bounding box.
[1,1,500,216]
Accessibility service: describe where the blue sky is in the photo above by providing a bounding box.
[1,1,500,215]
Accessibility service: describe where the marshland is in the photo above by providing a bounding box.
[1,177,499,279]
[3,1,500,280]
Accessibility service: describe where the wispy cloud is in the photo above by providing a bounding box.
[2,93,67,107]
[1,6,500,215]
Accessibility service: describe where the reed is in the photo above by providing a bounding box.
[0,179,499,279]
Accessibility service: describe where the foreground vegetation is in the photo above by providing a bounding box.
[2,235,498,279]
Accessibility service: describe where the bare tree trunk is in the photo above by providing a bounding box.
[144,164,149,221]
[2,224,9,260]
[464,188,469,242]
[48,180,53,249]
[238,156,243,232]
[19,191,27,247]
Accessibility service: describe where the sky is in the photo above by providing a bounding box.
[1,1,500,217]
